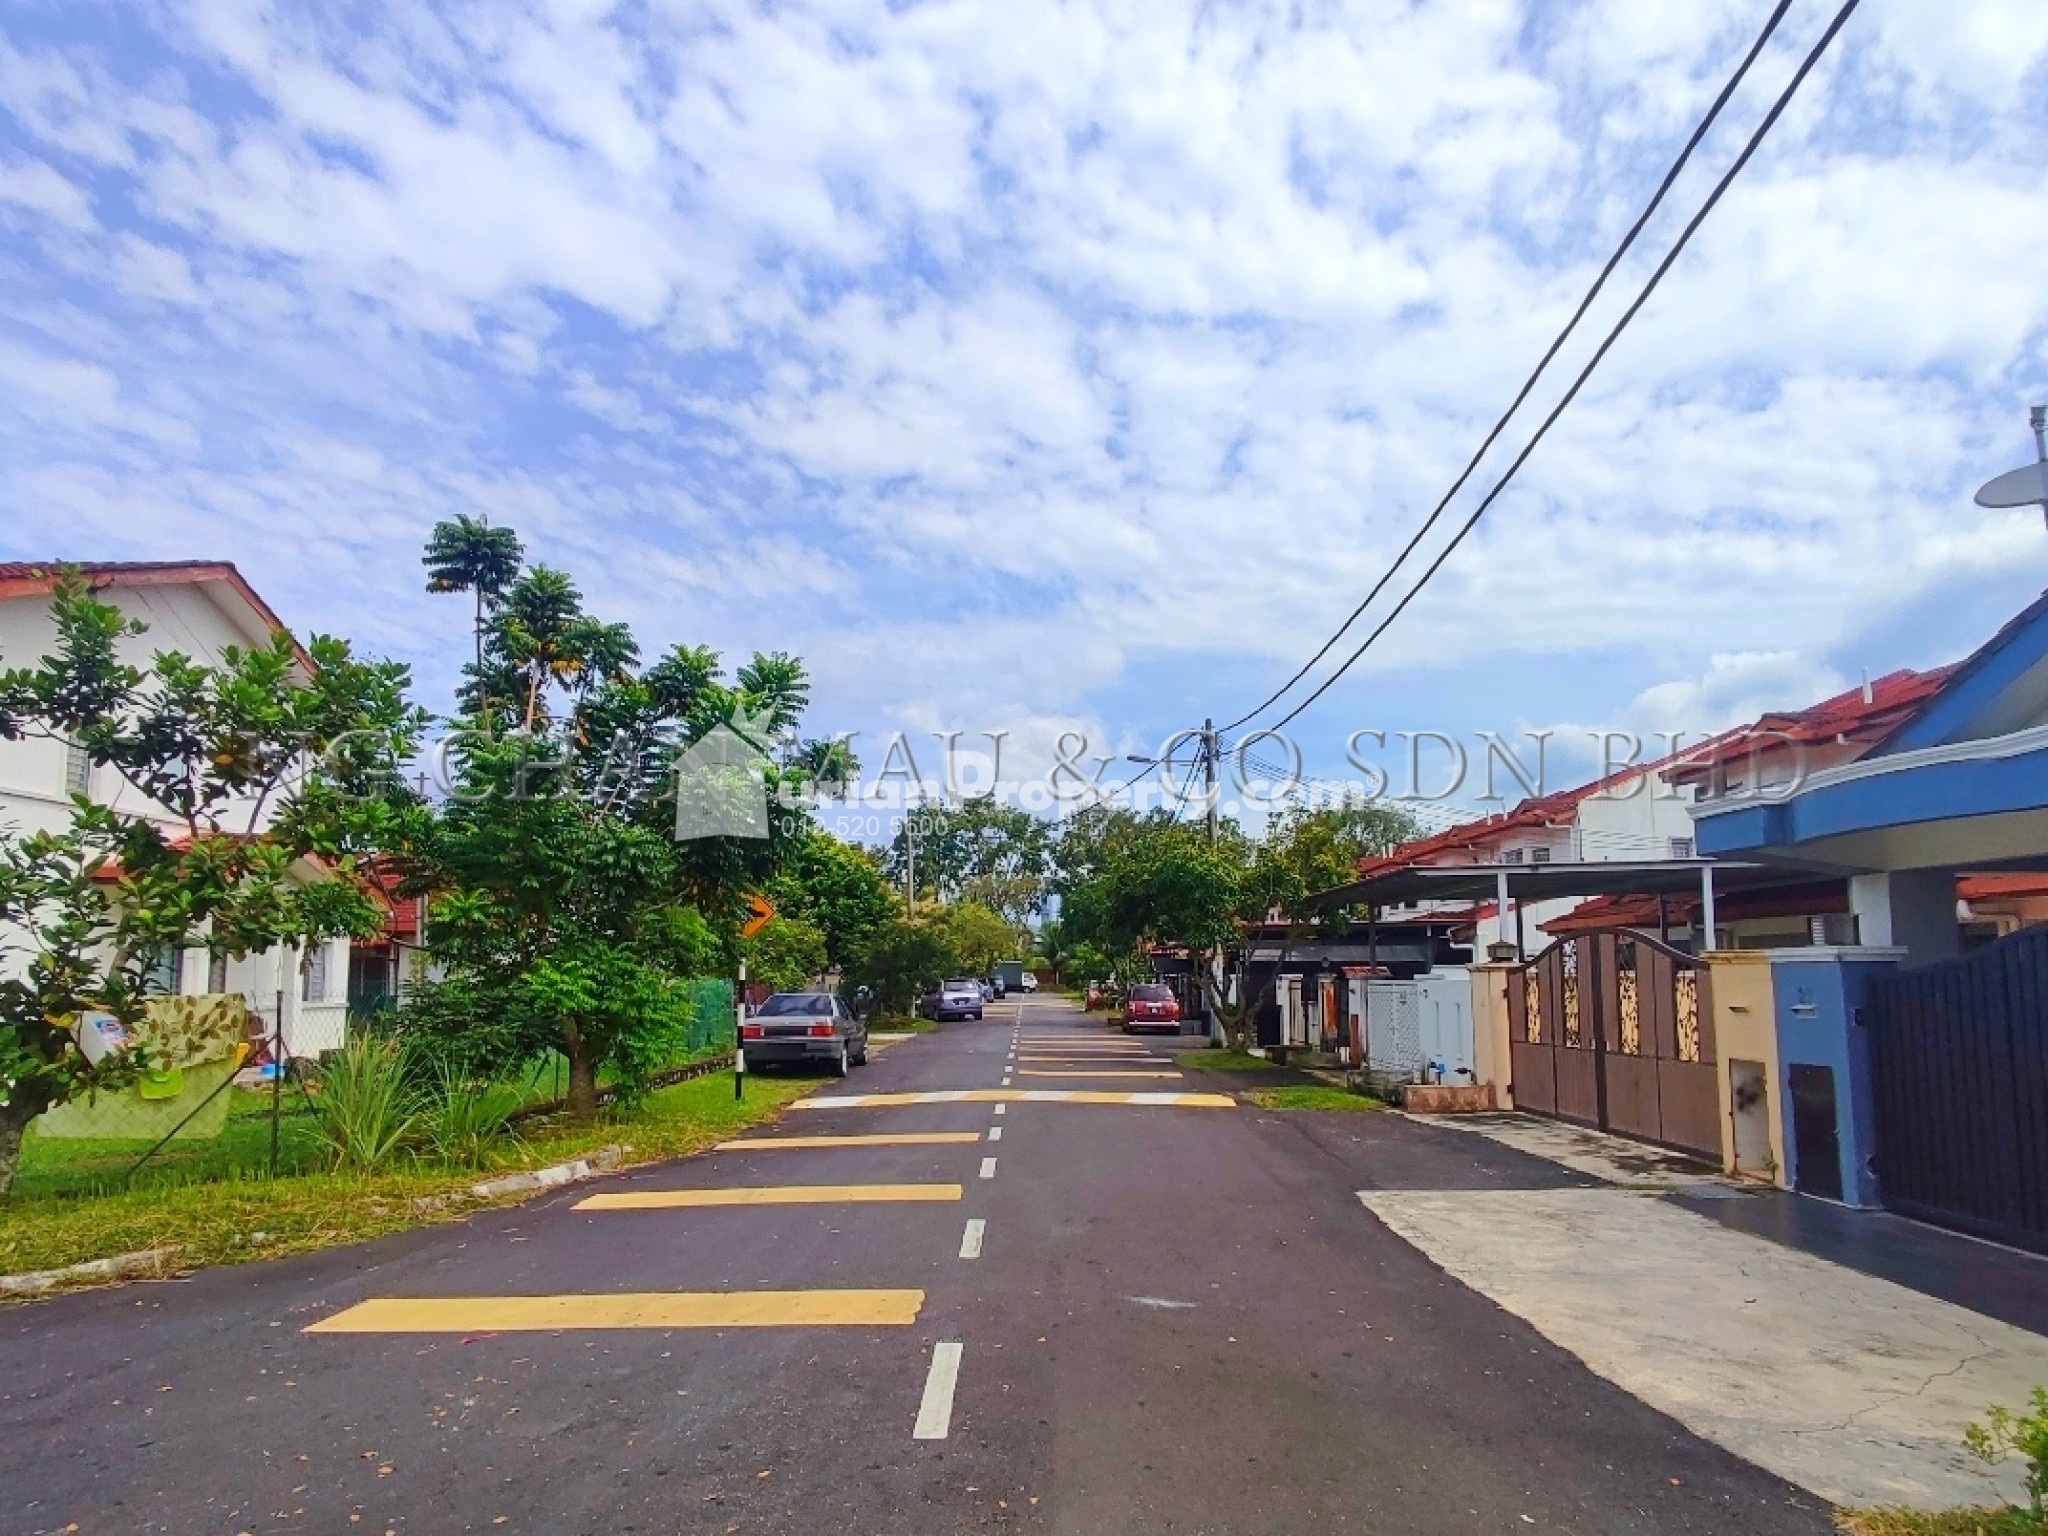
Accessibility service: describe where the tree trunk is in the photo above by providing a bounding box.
[0,1094,44,1203]
[563,1034,600,1121]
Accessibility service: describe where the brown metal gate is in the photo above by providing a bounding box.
[1506,931,1720,1160]
[1866,927,2048,1255]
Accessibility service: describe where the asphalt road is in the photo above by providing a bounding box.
[0,996,1836,1535]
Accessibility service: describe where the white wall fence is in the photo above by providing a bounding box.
[1355,969,1476,1084]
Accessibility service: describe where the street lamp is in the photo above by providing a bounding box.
[1126,718,1220,844]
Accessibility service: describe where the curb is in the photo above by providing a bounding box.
[0,1245,182,1296]
[411,1145,631,1211]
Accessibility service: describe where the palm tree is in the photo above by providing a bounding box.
[1035,917,1071,985]
[423,515,524,685]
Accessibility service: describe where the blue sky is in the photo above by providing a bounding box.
[3,0,2047,823]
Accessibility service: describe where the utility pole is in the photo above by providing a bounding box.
[905,808,916,909]
[1202,716,1218,846]
[1202,718,1221,1045]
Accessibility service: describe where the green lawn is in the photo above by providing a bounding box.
[1179,1049,1282,1072]
[1837,1510,2043,1535]
[1247,1085,1383,1112]
[871,1013,938,1034]
[2,1071,811,1285]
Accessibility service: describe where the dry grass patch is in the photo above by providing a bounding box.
[1836,1510,2042,1535]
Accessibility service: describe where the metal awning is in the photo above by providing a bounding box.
[1311,859,1783,911]
[1245,942,1436,966]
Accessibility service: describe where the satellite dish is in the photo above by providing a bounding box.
[1973,405,2048,520]
[1974,461,2048,509]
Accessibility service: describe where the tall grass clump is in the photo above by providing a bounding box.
[419,1063,524,1167]
[307,1037,417,1172]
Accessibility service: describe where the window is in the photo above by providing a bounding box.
[1530,847,1552,864]
[756,993,834,1017]
[144,946,183,996]
[64,737,91,797]
[1501,849,1524,865]
[1130,984,1174,1002]
[1669,837,1694,860]
[301,943,329,1002]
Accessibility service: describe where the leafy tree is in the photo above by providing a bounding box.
[744,915,829,994]
[931,901,1017,977]
[884,798,1052,922]
[398,523,817,1118]
[843,912,958,1018]
[0,572,423,1195]
[1032,916,1071,984]
[787,736,859,797]
[1051,800,1421,1051]
[767,828,895,970]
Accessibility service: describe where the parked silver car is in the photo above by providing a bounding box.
[741,992,869,1076]
[919,977,985,1021]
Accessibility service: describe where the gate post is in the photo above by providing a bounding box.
[1764,947,1905,1208]
[1705,951,1782,1184]
[1468,960,1518,1109]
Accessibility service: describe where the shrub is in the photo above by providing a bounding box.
[418,1063,523,1167]
[308,1036,417,1172]
[1966,1386,2048,1521]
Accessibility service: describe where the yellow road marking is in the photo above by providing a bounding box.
[575,1184,962,1210]
[712,1133,981,1151]
[305,1288,925,1333]
[796,1089,1234,1109]
[1016,1069,1182,1079]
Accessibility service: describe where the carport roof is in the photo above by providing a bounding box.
[1310,858,1784,911]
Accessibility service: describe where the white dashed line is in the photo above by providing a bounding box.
[987,1126,1003,1142]
[959,1219,985,1259]
[993,1103,1006,1115]
[979,1156,998,1180]
[913,1341,964,1440]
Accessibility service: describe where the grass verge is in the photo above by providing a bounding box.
[1248,1085,1383,1112]
[872,1014,938,1034]
[1180,1049,1283,1073]
[1,1071,812,1288]
[1837,1510,2042,1535]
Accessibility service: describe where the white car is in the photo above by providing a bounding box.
[1018,971,1039,993]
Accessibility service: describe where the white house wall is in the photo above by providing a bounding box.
[0,578,350,1055]
[0,580,284,842]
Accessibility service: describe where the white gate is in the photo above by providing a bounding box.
[1363,979,1422,1079]
[1414,968,1476,1085]
[1359,970,1474,1083]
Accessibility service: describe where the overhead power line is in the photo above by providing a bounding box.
[1221,0,1799,736]
[1260,0,1863,735]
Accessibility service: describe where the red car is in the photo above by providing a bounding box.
[1122,982,1182,1033]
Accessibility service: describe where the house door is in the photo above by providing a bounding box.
[1787,1064,1843,1201]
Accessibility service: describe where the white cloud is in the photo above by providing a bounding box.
[1,0,2046,775]
[0,154,92,227]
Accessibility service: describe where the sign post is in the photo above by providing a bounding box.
[733,957,747,1102]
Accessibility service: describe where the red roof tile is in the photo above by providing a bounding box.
[1664,667,1956,786]
[1354,735,1723,879]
